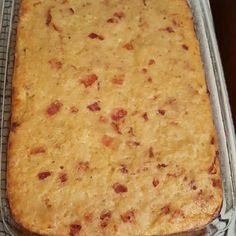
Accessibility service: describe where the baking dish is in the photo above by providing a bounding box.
[0,0,236,235]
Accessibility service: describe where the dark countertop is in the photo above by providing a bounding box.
[210,0,236,127]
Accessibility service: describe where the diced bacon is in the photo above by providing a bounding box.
[69,224,82,236]
[152,177,159,187]
[52,23,61,32]
[114,12,125,19]
[123,42,134,50]
[148,147,154,158]
[84,212,93,223]
[70,106,79,113]
[157,163,168,169]
[46,100,63,116]
[87,102,101,112]
[120,164,128,173]
[210,137,215,145]
[161,206,170,214]
[38,171,51,180]
[99,116,108,123]
[107,18,118,23]
[127,127,135,136]
[78,161,89,172]
[100,210,112,227]
[111,122,122,134]
[172,210,184,218]
[158,109,166,116]
[112,78,124,85]
[111,108,127,121]
[112,183,128,193]
[46,9,52,26]
[59,173,67,183]
[142,68,148,73]
[208,155,217,175]
[81,74,98,87]
[189,180,197,190]
[101,135,114,147]
[212,179,221,188]
[142,112,148,121]
[48,59,63,70]
[165,27,175,33]
[121,210,135,223]
[88,33,104,40]
[182,44,189,50]
[148,59,156,65]
[30,147,46,155]
[126,141,140,147]
[11,122,20,132]
[69,8,75,14]
[147,77,153,82]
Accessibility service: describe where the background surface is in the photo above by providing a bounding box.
[210,0,236,127]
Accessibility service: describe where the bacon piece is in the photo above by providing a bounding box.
[111,108,127,121]
[84,212,93,223]
[161,206,170,214]
[48,59,63,70]
[165,27,175,33]
[172,210,184,218]
[123,42,134,50]
[69,224,82,236]
[99,116,108,123]
[148,147,154,158]
[101,135,114,147]
[46,100,63,116]
[11,122,20,132]
[46,9,52,26]
[52,23,61,32]
[69,8,75,14]
[127,127,135,136]
[100,210,112,227]
[112,183,128,193]
[142,68,148,73]
[121,210,135,223]
[182,44,189,50]
[158,109,166,116]
[120,164,128,173]
[148,59,156,65]
[189,180,197,190]
[38,171,51,180]
[142,112,148,121]
[78,161,89,172]
[208,155,217,175]
[126,140,140,147]
[212,179,221,188]
[157,163,168,169]
[59,173,67,183]
[152,177,159,187]
[87,102,101,112]
[112,78,124,85]
[30,147,46,155]
[70,106,79,113]
[88,33,104,40]
[81,74,98,87]
[107,18,118,23]
[114,12,125,19]
[147,77,153,83]
[111,122,122,134]
[210,137,215,145]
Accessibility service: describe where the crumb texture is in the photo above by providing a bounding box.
[8,0,222,235]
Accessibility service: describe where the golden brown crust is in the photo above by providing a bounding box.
[7,0,222,235]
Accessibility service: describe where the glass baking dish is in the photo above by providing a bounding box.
[0,0,236,235]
